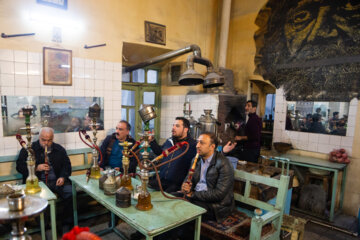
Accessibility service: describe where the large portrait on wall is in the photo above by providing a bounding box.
[254,0,360,101]
[43,47,72,86]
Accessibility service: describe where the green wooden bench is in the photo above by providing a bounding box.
[201,160,290,240]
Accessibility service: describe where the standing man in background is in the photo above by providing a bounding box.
[223,100,262,163]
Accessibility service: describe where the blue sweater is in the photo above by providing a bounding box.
[150,135,197,187]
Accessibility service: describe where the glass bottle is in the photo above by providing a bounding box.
[103,169,116,195]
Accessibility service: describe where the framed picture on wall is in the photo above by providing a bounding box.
[43,47,72,86]
[145,21,166,45]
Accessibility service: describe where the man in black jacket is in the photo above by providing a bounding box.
[16,127,73,230]
[149,117,197,193]
[98,120,137,173]
[182,132,235,222]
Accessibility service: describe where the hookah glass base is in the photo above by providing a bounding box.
[25,179,41,194]
[90,166,101,179]
[136,193,153,211]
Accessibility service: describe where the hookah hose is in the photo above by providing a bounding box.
[129,142,190,201]
[78,130,103,166]
[44,145,49,184]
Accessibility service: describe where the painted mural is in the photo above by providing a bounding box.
[254,0,360,101]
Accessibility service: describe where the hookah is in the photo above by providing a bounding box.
[118,141,133,191]
[79,103,103,182]
[15,106,41,194]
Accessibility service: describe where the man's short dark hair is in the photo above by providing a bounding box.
[333,112,339,117]
[200,132,218,148]
[119,120,131,131]
[246,100,257,108]
[175,117,190,129]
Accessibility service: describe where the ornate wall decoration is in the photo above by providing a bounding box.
[254,0,360,101]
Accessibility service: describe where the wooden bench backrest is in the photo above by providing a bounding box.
[234,168,290,213]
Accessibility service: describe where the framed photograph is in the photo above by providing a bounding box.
[145,21,166,45]
[43,47,72,86]
[37,0,68,10]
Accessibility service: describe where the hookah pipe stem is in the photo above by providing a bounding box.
[44,145,49,184]
[151,141,188,163]
[16,134,35,156]
[183,153,199,197]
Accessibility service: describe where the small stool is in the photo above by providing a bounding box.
[304,171,332,200]
[281,214,307,240]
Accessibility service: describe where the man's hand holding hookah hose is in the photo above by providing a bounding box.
[182,153,199,198]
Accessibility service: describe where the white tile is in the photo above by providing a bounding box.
[317,143,331,154]
[104,110,113,119]
[308,133,319,143]
[113,110,121,119]
[105,61,113,70]
[1,74,14,87]
[95,60,105,69]
[297,140,308,150]
[14,50,27,62]
[85,59,94,68]
[5,148,18,155]
[95,80,104,90]
[349,105,357,116]
[1,86,14,95]
[28,63,41,75]
[318,134,330,144]
[15,87,28,95]
[341,136,353,147]
[40,88,52,96]
[104,80,113,90]
[28,75,41,88]
[104,90,112,99]
[105,70,112,80]
[74,89,85,96]
[0,49,13,61]
[85,68,94,79]
[74,67,85,78]
[113,62,122,71]
[347,116,356,127]
[52,88,64,96]
[94,89,104,97]
[84,89,94,96]
[63,87,75,96]
[95,69,104,79]
[65,143,76,150]
[28,88,41,96]
[298,132,309,142]
[15,74,28,87]
[113,71,121,81]
[84,79,94,90]
[329,135,342,145]
[74,57,85,68]
[74,78,85,89]
[65,132,76,143]
[112,100,121,109]
[0,61,14,74]
[289,131,299,140]
[112,80,121,90]
[28,52,40,64]
[14,62,27,75]
[346,127,354,137]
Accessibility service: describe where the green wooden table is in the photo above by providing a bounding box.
[21,182,57,240]
[271,154,347,222]
[70,175,206,240]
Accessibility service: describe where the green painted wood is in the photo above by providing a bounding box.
[234,169,280,188]
[0,154,19,163]
[70,174,206,238]
[281,153,346,170]
[0,173,22,182]
[234,193,275,212]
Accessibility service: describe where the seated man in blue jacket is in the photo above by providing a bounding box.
[98,120,138,173]
[149,117,197,193]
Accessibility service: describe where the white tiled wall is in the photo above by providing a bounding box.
[0,49,122,156]
[160,94,219,139]
[273,87,357,156]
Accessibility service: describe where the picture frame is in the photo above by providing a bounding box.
[145,21,166,45]
[43,47,72,86]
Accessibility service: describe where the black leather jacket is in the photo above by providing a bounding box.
[188,151,235,222]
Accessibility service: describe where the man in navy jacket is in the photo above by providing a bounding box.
[149,117,197,192]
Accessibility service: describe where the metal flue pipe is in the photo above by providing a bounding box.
[124,44,202,73]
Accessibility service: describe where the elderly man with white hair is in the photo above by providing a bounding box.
[16,127,73,232]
